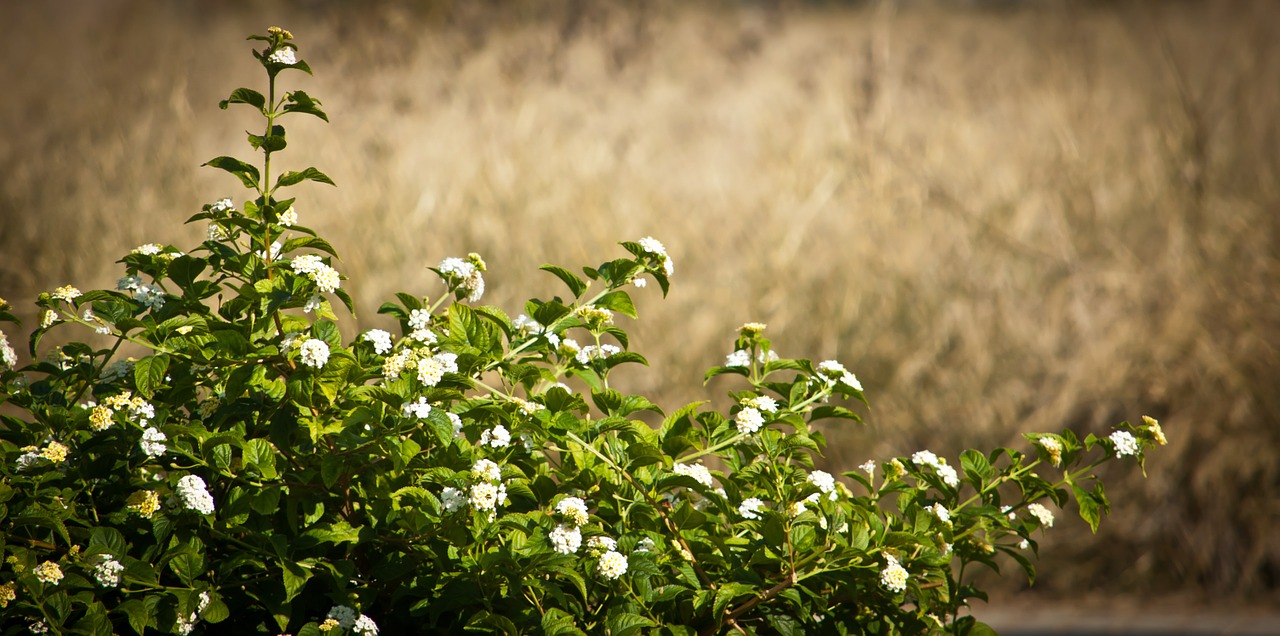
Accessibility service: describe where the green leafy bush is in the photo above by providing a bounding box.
[0,28,1165,635]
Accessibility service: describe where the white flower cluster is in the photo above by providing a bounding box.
[176,475,216,515]
[292,254,341,293]
[0,330,16,368]
[556,497,590,526]
[279,206,298,227]
[637,236,675,276]
[117,275,166,311]
[673,462,714,488]
[1027,503,1055,528]
[1037,436,1064,467]
[416,351,458,386]
[1109,430,1139,458]
[268,47,296,65]
[738,497,766,520]
[448,412,464,438]
[586,535,616,554]
[83,308,110,334]
[742,395,779,413]
[50,285,82,302]
[479,424,511,448]
[402,397,432,419]
[92,559,124,587]
[928,503,951,524]
[439,486,467,513]
[299,338,330,368]
[140,427,167,457]
[34,561,63,585]
[735,407,764,435]
[597,550,629,580]
[816,360,863,392]
[324,606,377,634]
[513,314,543,336]
[806,470,839,501]
[362,329,393,354]
[880,555,909,593]
[859,460,877,476]
[133,243,164,256]
[438,257,485,302]
[549,523,583,555]
[406,309,439,344]
[725,349,751,368]
[911,450,960,488]
[468,459,507,520]
[210,197,235,214]
[575,344,621,366]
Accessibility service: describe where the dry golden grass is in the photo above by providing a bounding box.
[2,0,1277,603]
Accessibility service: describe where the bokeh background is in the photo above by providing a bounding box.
[2,0,1278,619]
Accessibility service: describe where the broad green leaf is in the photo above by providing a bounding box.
[203,156,260,189]
[274,166,335,190]
[594,290,637,318]
[133,354,169,399]
[219,87,266,111]
[540,264,589,298]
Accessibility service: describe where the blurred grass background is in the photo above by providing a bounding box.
[2,0,1277,608]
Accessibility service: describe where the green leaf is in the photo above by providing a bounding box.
[713,583,758,619]
[219,87,266,111]
[540,264,589,298]
[274,167,336,190]
[541,608,586,636]
[281,561,312,602]
[244,438,279,480]
[88,527,126,556]
[203,156,261,189]
[117,599,152,635]
[133,354,170,399]
[283,90,330,122]
[605,612,655,636]
[594,290,637,318]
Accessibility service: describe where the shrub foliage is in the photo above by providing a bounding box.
[0,28,1164,635]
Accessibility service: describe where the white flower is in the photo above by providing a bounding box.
[911,450,940,468]
[472,459,502,483]
[353,614,379,636]
[469,482,508,514]
[758,349,780,364]
[633,277,647,288]
[382,349,412,380]
[637,236,674,276]
[278,206,298,227]
[859,460,877,476]
[480,424,511,448]
[743,395,779,413]
[549,523,583,554]
[816,360,862,391]
[738,497,766,520]
[133,243,163,256]
[928,503,951,524]
[725,349,751,368]
[575,344,621,366]
[597,550,629,580]
[558,338,581,358]
[312,265,341,293]
[1027,503,1055,528]
[417,352,457,387]
[586,535,617,554]
[268,47,296,65]
[735,407,764,435]
[92,559,124,587]
[0,330,17,368]
[807,470,837,500]
[402,397,432,419]
[176,475,216,515]
[207,221,229,241]
[210,197,235,214]
[140,427,167,457]
[362,329,393,354]
[1037,436,1064,467]
[635,537,656,552]
[1109,430,1139,458]
[34,561,63,585]
[438,257,484,302]
[408,328,436,344]
[1001,505,1017,520]
[51,285,82,301]
[1019,539,1030,549]
[408,309,432,330]
[117,275,143,291]
[880,555,908,593]
[440,487,466,513]
[935,463,960,489]
[788,500,808,517]
[299,339,330,368]
[41,310,57,329]
[30,622,50,634]
[448,412,464,438]
[514,314,542,335]
[673,463,714,488]
[133,284,166,310]
[327,606,358,629]
[556,497,590,526]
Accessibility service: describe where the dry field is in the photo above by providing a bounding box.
[2,0,1277,605]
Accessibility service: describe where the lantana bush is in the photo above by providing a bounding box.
[0,28,1166,635]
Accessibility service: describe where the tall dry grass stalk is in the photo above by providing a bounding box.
[2,0,1276,604]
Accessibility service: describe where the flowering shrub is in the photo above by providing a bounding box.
[0,28,1166,635]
